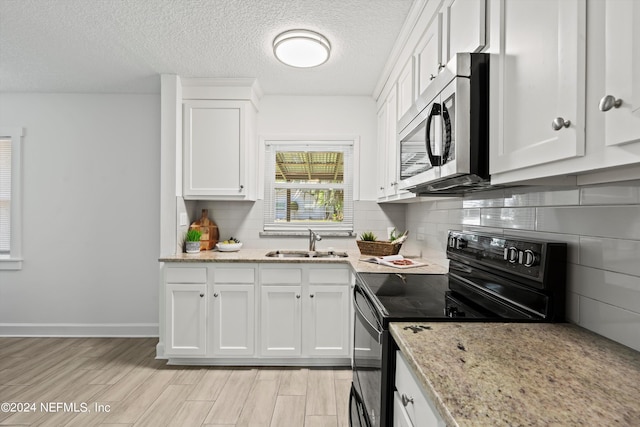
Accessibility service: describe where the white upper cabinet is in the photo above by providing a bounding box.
[490,0,586,174]
[442,0,486,64]
[377,88,414,203]
[416,13,443,98]
[397,58,415,121]
[599,0,640,147]
[377,101,389,200]
[181,78,261,201]
[183,99,257,200]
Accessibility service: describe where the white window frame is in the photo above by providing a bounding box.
[262,136,359,234]
[0,127,24,270]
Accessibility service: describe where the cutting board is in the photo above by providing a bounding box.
[189,209,219,250]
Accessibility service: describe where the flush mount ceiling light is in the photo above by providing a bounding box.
[273,29,331,68]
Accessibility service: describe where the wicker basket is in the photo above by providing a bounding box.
[356,240,402,256]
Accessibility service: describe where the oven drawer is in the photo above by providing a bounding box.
[394,350,444,427]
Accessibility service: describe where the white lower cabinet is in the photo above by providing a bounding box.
[394,350,445,427]
[165,284,207,356]
[261,285,303,356]
[210,265,256,356]
[161,262,351,364]
[260,264,351,359]
[305,267,351,357]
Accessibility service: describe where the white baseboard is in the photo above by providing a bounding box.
[0,323,159,337]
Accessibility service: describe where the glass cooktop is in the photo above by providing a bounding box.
[357,272,450,319]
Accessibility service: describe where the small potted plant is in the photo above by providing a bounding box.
[184,229,202,253]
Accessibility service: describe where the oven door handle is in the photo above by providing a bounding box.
[354,286,383,344]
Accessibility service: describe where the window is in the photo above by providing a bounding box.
[0,127,23,270]
[264,139,354,233]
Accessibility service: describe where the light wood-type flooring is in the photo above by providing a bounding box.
[0,337,352,426]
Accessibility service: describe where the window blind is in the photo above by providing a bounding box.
[264,141,354,233]
[0,138,11,253]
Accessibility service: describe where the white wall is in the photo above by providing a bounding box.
[403,183,640,352]
[258,95,379,201]
[0,93,160,336]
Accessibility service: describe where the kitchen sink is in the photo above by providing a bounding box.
[265,250,349,259]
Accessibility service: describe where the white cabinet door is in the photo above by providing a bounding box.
[165,283,206,356]
[600,0,640,147]
[183,100,255,200]
[442,0,486,65]
[416,14,443,98]
[304,285,350,357]
[210,284,254,356]
[260,286,302,357]
[490,0,586,174]
[377,102,389,199]
[397,58,415,121]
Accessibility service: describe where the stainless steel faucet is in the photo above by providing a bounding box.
[308,229,322,251]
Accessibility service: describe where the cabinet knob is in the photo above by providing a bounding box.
[438,63,445,71]
[379,186,384,190]
[401,393,414,407]
[239,185,244,191]
[429,74,437,81]
[310,294,315,298]
[551,117,571,131]
[213,292,219,297]
[599,95,623,112]
[199,293,205,298]
[296,294,301,299]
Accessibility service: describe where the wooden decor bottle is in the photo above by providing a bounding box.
[189,209,219,250]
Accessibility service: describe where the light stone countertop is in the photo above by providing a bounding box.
[159,249,448,274]
[390,322,640,427]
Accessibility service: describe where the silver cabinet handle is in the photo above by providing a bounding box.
[438,63,445,71]
[429,74,437,81]
[213,292,219,297]
[552,117,571,131]
[401,393,414,407]
[599,95,623,112]
[199,293,205,298]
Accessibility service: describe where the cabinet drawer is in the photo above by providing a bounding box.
[395,351,444,427]
[309,268,350,284]
[214,267,255,284]
[165,267,207,283]
[261,268,302,285]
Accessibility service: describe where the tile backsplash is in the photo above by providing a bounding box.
[403,181,640,352]
[182,200,405,253]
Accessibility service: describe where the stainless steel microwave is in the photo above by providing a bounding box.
[397,53,491,195]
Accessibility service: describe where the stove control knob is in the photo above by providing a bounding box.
[523,249,538,267]
[507,247,519,263]
[455,238,467,249]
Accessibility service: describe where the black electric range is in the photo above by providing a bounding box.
[350,230,568,427]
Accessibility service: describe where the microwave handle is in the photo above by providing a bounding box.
[425,103,442,166]
[441,103,452,164]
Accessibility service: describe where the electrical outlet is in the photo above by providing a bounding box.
[179,213,188,226]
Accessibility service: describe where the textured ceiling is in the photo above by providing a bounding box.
[0,0,413,95]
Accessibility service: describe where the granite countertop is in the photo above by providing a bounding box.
[159,249,448,274]
[390,322,640,426]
